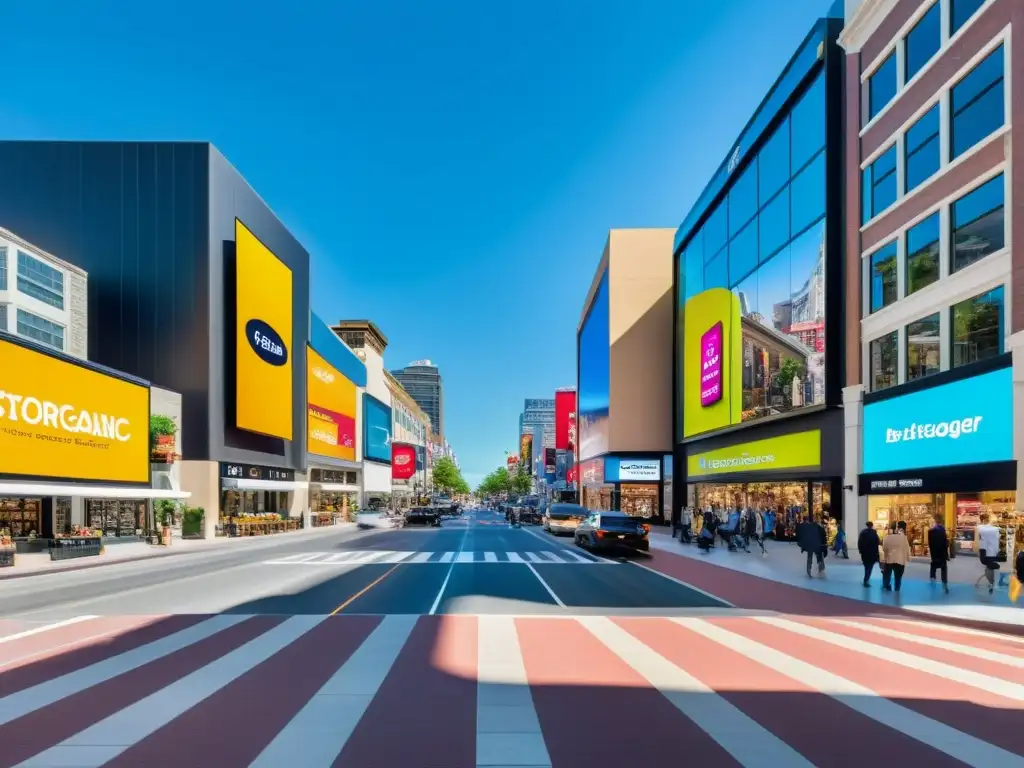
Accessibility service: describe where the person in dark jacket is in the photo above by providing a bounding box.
[858,521,881,586]
[797,515,826,576]
[927,514,950,593]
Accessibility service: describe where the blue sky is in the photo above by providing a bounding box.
[4,0,832,486]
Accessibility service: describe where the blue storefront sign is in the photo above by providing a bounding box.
[604,456,661,483]
[863,367,1013,474]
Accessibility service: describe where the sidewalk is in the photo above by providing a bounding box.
[0,523,358,580]
[650,530,1024,628]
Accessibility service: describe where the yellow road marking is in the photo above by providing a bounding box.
[330,563,403,615]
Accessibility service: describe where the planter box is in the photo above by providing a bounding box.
[49,538,103,561]
[0,548,14,567]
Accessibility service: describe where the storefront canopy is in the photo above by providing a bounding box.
[0,483,190,499]
[316,483,361,493]
[222,478,309,491]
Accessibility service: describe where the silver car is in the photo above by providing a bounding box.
[545,503,588,536]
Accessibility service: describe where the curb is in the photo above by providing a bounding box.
[0,525,361,581]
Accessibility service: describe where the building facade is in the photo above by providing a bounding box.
[578,228,676,521]
[520,398,555,477]
[673,16,846,541]
[391,360,444,438]
[841,0,1022,556]
[386,370,429,505]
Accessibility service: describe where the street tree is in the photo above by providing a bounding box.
[511,467,533,495]
[476,467,511,496]
[432,456,467,496]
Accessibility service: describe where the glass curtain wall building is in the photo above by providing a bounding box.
[672,15,846,537]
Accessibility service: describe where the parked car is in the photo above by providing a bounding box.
[405,507,441,527]
[574,510,650,554]
[545,503,588,536]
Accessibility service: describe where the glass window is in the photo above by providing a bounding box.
[756,246,791,333]
[0,304,6,333]
[789,222,826,354]
[728,219,758,286]
[791,74,825,174]
[759,185,790,261]
[951,0,985,35]
[683,232,704,300]
[703,204,728,261]
[0,247,6,290]
[862,145,897,223]
[906,212,940,295]
[870,331,898,391]
[704,247,728,290]
[952,174,1004,272]
[952,286,1003,368]
[868,241,898,313]
[868,52,898,121]
[904,105,940,193]
[905,4,941,81]
[16,251,65,310]
[950,45,1005,160]
[729,162,758,236]
[907,313,940,381]
[758,119,790,205]
[790,150,825,235]
[16,309,64,352]
[734,269,759,320]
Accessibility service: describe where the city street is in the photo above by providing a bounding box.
[1,508,1023,766]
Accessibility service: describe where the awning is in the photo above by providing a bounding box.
[315,483,361,492]
[221,478,309,491]
[0,483,191,500]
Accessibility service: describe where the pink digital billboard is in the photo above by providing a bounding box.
[700,322,723,407]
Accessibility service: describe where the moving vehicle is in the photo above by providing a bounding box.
[544,503,588,536]
[404,507,441,527]
[518,496,543,525]
[574,510,650,554]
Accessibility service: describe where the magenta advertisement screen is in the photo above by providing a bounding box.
[700,322,723,407]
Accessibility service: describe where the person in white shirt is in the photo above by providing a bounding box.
[976,514,1001,594]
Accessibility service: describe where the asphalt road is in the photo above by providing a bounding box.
[0,508,726,622]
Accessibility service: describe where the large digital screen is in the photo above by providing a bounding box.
[681,222,825,439]
[579,272,610,459]
[555,390,576,451]
[0,336,150,484]
[863,367,1013,474]
[363,393,393,464]
[306,346,356,461]
[235,219,293,440]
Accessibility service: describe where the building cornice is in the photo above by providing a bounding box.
[838,0,895,53]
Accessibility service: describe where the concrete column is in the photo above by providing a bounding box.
[1010,332,1024,497]
[70,497,85,527]
[842,384,867,549]
[179,460,220,539]
[290,472,310,528]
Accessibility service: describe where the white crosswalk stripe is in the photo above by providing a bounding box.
[262,550,612,566]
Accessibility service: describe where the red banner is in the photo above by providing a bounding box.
[391,443,416,479]
[555,390,576,451]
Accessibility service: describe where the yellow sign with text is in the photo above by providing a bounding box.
[682,287,743,438]
[306,347,357,461]
[687,430,821,478]
[235,219,293,440]
[0,337,150,483]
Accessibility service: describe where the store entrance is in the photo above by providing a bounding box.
[692,480,836,542]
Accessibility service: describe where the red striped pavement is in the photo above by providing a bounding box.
[4,611,1024,766]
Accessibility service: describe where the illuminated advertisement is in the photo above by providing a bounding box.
[507,455,520,473]
[306,346,356,461]
[391,442,416,479]
[681,221,826,439]
[545,447,556,476]
[235,219,293,440]
[363,393,392,464]
[0,336,150,484]
[520,433,534,474]
[863,367,1012,474]
[579,272,610,459]
[687,430,821,479]
[555,389,577,451]
[605,457,661,482]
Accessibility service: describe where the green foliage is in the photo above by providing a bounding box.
[476,467,511,496]
[155,499,178,526]
[182,506,204,537]
[432,456,467,495]
[511,467,533,495]
[149,414,177,449]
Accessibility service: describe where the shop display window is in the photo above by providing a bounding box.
[54,498,72,536]
[0,498,41,537]
[691,481,834,542]
[86,499,144,537]
[582,485,614,512]
[620,485,658,518]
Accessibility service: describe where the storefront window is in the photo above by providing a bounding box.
[0,498,41,537]
[582,485,613,512]
[86,499,144,537]
[620,485,658,518]
[692,481,835,542]
[952,286,1003,368]
[54,498,72,536]
[906,313,940,381]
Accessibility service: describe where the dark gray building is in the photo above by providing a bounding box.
[0,141,312,534]
[391,360,444,437]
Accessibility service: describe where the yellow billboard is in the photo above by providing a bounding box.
[306,346,357,461]
[0,337,150,484]
[682,287,743,437]
[235,219,293,440]
[687,430,821,479]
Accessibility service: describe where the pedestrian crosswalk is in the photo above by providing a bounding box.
[263,549,610,565]
[2,611,1023,766]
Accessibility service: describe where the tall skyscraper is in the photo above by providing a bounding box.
[520,398,555,474]
[391,360,444,437]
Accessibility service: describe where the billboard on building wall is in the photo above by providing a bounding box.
[235,219,293,440]
[306,346,356,461]
[391,442,416,479]
[579,273,609,460]
[519,433,533,475]
[555,390,576,451]
[363,393,393,464]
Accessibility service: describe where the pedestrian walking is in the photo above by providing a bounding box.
[927,513,950,594]
[797,514,826,576]
[976,513,1001,595]
[857,521,880,587]
[747,508,767,555]
[882,520,911,592]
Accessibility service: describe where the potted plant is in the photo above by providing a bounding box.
[155,499,177,546]
[182,506,204,539]
[149,414,178,462]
